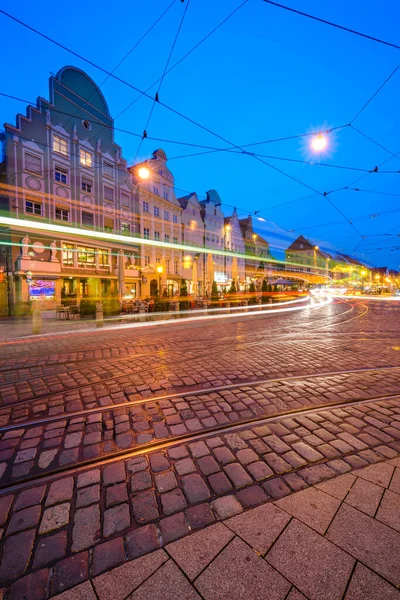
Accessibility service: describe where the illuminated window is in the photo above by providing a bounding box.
[82,211,94,227]
[25,153,42,174]
[166,259,170,272]
[98,249,109,266]
[80,148,92,167]
[25,200,42,215]
[145,255,150,266]
[55,208,69,222]
[62,243,74,265]
[155,256,161,264]
[78,246,95,266]
[82,177,93,193]
[174,260,179,275]
[54,166,68,184]
[53,135,68,156]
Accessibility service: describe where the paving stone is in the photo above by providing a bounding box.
[103,462,126,486]
[196,537,290,600]
[93,550,168,600]
[131,471,152,493]
[167,522,234,580]
[174,457,196,476]
[132,490,159,523]
[211,495,243,520]
[262,478,291,499]
[283,472,309,492]
[126,524,161,559]
[91,537,125,576]
[167,446,189,460]
[39,503,70,534]
[285,589,307,600]
[225,502,291,555]
[14,486,46,510]
[0,495,13,526]
[160,488,187,515]
[103,503,130,537]
[0,529,35,580]
[34,531,67,568]
[375,488,400,533]
[208,472,233,494]
[283,451,307,469]
[236,485,268,507]
[264,453,292,474]
[291,442,324,462]
[128,559,201,600]
[182,474,211,503]
[246,461,274,481]
[154,470,177,493]
[50,581,97,600]
[236,448,259,465]
[354,462,395,488]
[8,568,49,600]
[189,441,209,458]
[71,505,100,552]
[224,463,252,488]
[149,452,170,472]
[185,503,215,530]
[263,435,291,454]
[7,504,41,535]
[316,473,356,500]
[389,466,400,494]
[76,485,100,508]
[326,503,400,586]
[213,446,236,464]
[197,455,220,475]
[267,519,355,600]
[159,511,189,543]
[299,464,335,485]
[52,551,89,595]
[106,483,128,508]
[344,561,400,600]
[345,477,384,516]
[276,487,341,534]
[46,477,74,506]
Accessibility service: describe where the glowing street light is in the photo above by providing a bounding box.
[156,264,163,295]
[138,167,150,180]
[311,134,327,152]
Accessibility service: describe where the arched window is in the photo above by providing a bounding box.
[150,279,158,297]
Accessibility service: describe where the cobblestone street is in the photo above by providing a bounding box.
[0,298,399,599]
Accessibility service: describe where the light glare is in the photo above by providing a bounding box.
[138,167,150,179]
[311,134,327,152]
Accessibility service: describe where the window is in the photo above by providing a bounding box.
[164,210,169,221]
[103,161,114,178]
[55,208,69,222]
[143,228,150,240]
[300,244,303,249]
[104,217,114,233]
[82,177,93,193]
[212,235,215,243]
[25,200,42,215]
[53,135,68,156]
[25,153,42,174]
[55,165,68,184]
[159,170,163,175]
[174,260,179,275]
[145,255,150,267]
[164,191,169,200]
[153,187,159,195]
[154,231,160,241]
[98,249,109,267]
[192,209,196,216]
[80,148,92,167]
[166,259,170,272]
[82,211,94,227]
[155,256,161,264]
[143,201,149,213]
[121,193,130,206]
[78,246,95,266]
[82,120,91,131]
[121,222,130,236]
[62,243,74,266]
[173,237,178,244]
[164,234,170,243]
[173,214,178,224]
[154,206,160,217]
[104,186,114,202]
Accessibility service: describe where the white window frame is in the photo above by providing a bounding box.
[145,255,150,267]
[143,201,149,213]
[103,161,114,179]
[164,210,169,221]
[53,134,69,157]
[154,206,160,217]
[24,152,42,175]
[81,177,93,194]
[143,228,150,240]
[121,222,130,236]
[55,207,70,222]
[80,148,93,168]
[54,165,68,185]
[164,191,169,200]
[173,214,178,223]
[154,231,160,241]
[153,187,159,196]
[25,198,42,216]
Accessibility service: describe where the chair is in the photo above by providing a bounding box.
[69,305,80,320]
[56,305,69,320]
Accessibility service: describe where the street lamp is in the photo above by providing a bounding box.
[156,265,163,295]
[311,134,327,152]
[138,167,150,180]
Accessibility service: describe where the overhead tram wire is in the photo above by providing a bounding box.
[62,0,178,131]
[260,0,400,51]
[350,64,400,125]
[114,0,250,121]
[0,10,362,238]
[133,0,191,162]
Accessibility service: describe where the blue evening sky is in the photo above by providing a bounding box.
[1,0,399,266]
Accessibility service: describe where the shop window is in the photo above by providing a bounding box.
[78,246,95,267]
[62,243,75,266]
[98,249,109,267]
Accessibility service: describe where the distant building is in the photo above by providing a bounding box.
[200,190,226,293]
[0,66,140,313]
[178,192,204,296]
[239,216,273,287]
[285,235,330,277]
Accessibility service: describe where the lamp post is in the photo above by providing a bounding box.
[156,265,163,296]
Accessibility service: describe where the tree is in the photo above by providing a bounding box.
[249,281,256,293]
[273,284,279,292]
[261,278,268,292]
[267,283,272,292]
[211,281,219,302]
[228,280,237,294]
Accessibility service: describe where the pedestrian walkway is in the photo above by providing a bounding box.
[10,457,398,600]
